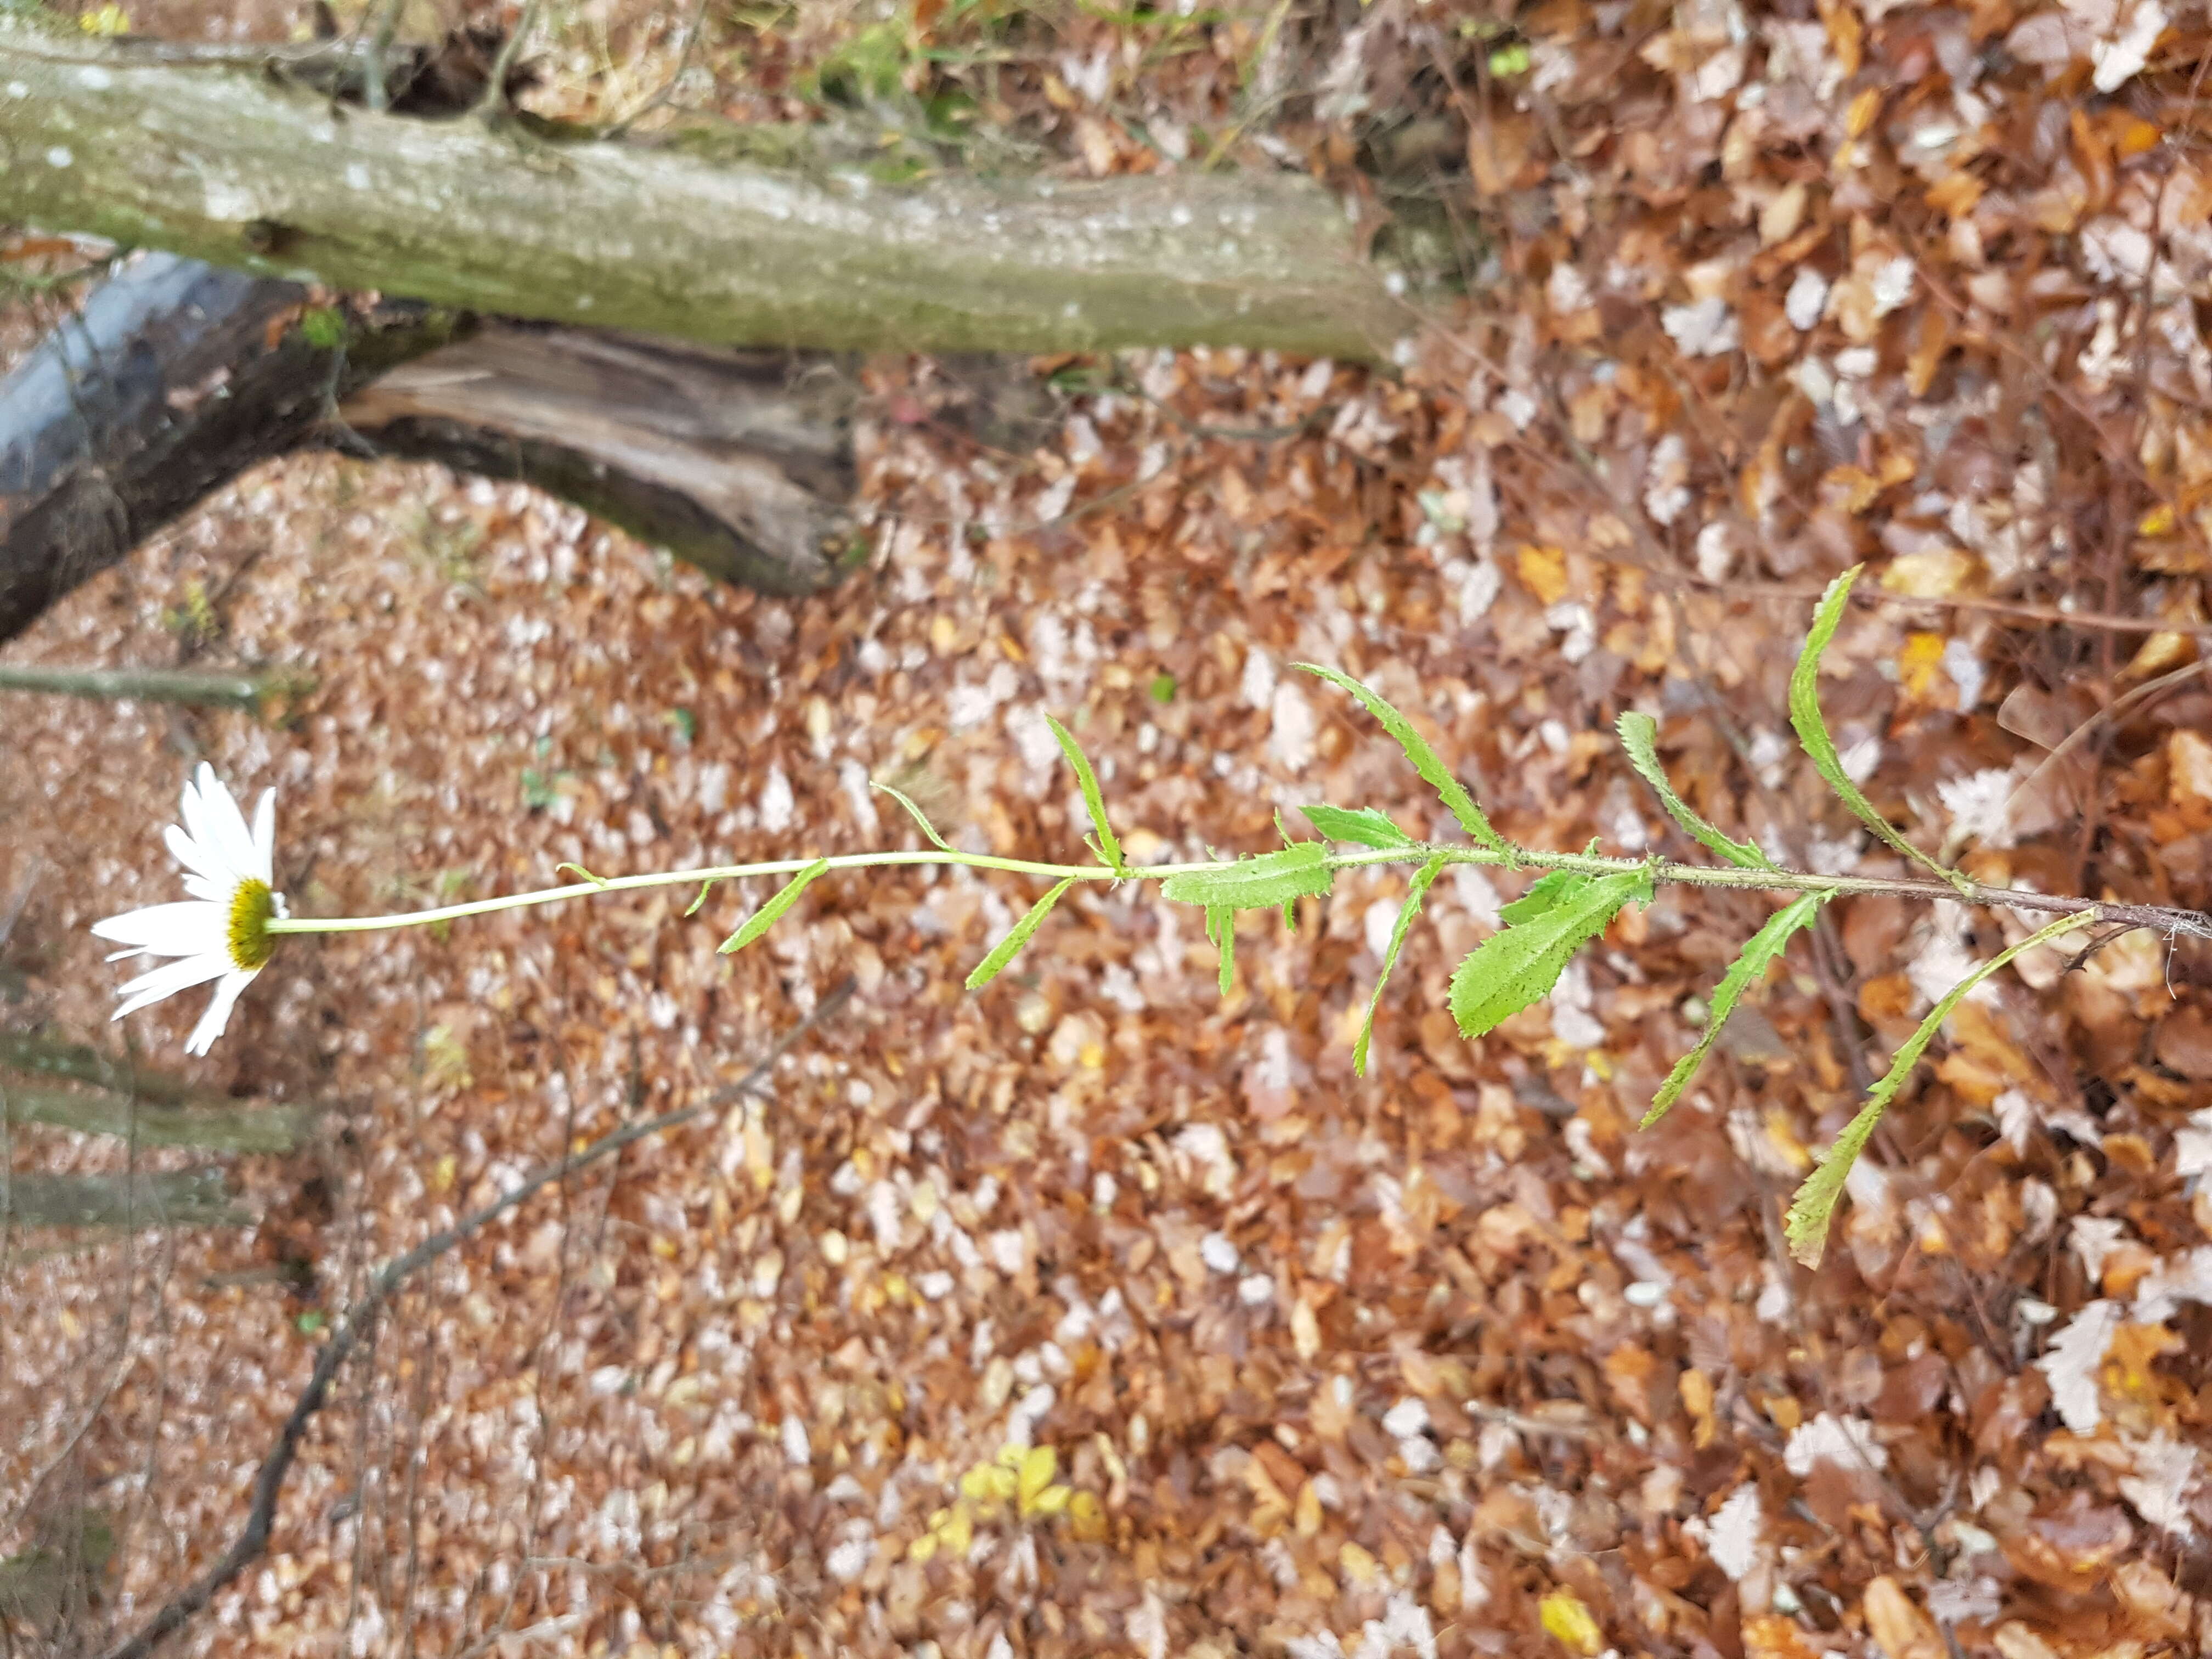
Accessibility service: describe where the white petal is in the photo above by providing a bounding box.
[177,775,226,881]
[165,821,225,887]
[198,769,258,882]
[91,900,226,957]
[250,788,276,884]
[182,874,225,903]
[112,952,230,1019]
[185,971,253,1056]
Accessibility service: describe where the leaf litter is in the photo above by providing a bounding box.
[5,0,2212,1655]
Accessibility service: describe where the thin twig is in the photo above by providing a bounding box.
[95,981,855,1659]
[2004,658,2208,828]
[475,0,540,120]
[604,0,712,138]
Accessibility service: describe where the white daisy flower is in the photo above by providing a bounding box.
[92,763,288,1055]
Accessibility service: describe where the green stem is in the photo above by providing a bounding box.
[263,840,2210,941]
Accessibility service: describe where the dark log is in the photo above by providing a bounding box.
[0,251,428,642]
[0,252,857,644]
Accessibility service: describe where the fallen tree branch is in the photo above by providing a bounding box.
[2,1087,307,1154]
[95,978,855,1659]
[0,1169,247,1230]
[0,663,307,707]
[2,36,1408,360]
[0,251,858,644]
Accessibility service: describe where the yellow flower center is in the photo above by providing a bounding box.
[228,879,278,971]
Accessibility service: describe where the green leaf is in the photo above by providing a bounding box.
[1355,855,1447,1076]
[1788,567,1971,894]
[1046,715,1125,874]
[871,781,953,853]
[1162,842,1333,909]
[1448,867,1650,1040]
[967,878,1076,990]
[1643,892,1829,1129]
[718,860,830,956]
[1302,804,1413,850]
[1297,664,1511,856]
[1784,909,2096,1266]
[298,306,347,350]
[684,878,720,917]
[1499,869,1588,925]
[556,862,610,888]
[1615,711,1776,871]
[1207,904,1237,995]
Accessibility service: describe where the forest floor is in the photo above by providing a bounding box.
[6,1,2212,1657]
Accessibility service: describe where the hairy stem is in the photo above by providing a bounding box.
[263,840,2211,943]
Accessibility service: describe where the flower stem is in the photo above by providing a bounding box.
[261,840,2212,941]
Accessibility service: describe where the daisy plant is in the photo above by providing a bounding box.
[92,570,2211,1264]
[93,763,288,1056]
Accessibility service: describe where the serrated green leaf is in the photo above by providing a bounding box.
[1162,842,1333,909]
[1046,715,1125,874]
[1355,855,1447,1076]
[1615,710,1776,871]
[1297,664,1510,855]
[684,878,720,917]
[1789,567,1971,893]
[1207,904,1236,995]
[1303,804,1413,850]
[1448,868,1650,1040]
[1499,869,1588,925]
[1643,892,1829,1128]
[718,860,830,956]
[1784,908,2096,1266]
[967,878,1075,990]
[871,781,952,853]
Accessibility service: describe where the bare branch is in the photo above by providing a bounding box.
[95,979,856,1659]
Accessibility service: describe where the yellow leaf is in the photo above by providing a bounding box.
[1340,1541,1379,1585]
[1069,1489,1108,1543]
[1516,544,1570,606]
[1898,632,1947,702]
[1880,548,1978,599]
[1861,1576,1943,1659]
[2121,628,2192,682]
[1540,1588,1605,1656]
[907,1533,939,1562]
[1026,1483,1073,1519]
[1762,1107,1814,1173]
[1017,1444,1058,1507]
[961,1462,1015,1508]
[941,1505,973,1554]
[2138,503,2177,537]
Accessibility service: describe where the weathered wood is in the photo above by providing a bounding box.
[3,1086,308,1153]
[0,36,1406,360]
[0,1169,248,1229]
[339,323,858,595]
